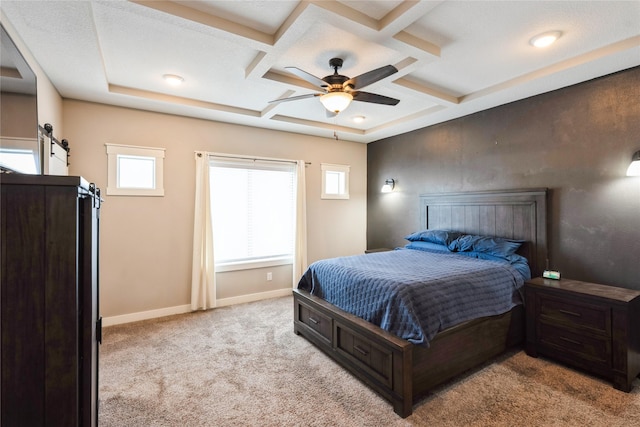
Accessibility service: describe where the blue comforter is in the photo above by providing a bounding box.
[297,249,526,346]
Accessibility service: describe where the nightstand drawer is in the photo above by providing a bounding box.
[538,323,610,365]
[538,294,610,335]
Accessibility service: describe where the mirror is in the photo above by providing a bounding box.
[0,23,40,174]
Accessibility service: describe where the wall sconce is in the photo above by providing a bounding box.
[627,150,640,176]
[381,178,395,193]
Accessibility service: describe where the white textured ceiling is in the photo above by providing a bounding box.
[2,0,639,143]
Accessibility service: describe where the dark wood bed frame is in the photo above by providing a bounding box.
[293,189,548,417]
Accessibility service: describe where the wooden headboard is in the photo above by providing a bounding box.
[419,188,548,277]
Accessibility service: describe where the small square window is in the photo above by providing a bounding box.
[321,163,350,200]
[118,155,156,189]
[324,170,345,195]
[106,144,165,196]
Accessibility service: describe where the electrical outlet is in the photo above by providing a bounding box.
[266,272,272,281]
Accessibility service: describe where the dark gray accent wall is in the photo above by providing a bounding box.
[368,66,640,290]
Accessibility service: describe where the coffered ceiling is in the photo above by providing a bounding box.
[2,1,639,143]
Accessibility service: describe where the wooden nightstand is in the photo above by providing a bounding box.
[364,248,392,254]
[525,277,640,392]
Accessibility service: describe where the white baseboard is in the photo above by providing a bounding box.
[215,288,292,308]
[102,304,192,327]
[102,288,293,327]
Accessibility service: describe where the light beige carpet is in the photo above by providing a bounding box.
[99,296,640,426]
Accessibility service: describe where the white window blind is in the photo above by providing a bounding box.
[209,157,296,266]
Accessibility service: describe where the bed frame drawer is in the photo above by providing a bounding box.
[296,300,332,343]
[334,322,394,388]
[293,289,414,417]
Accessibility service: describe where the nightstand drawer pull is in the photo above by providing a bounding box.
[354,345,369,356]
[308,317,319,325]
[559,309,581,317]
[559,336,583,346]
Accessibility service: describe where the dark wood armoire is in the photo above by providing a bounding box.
[1,174,101,427]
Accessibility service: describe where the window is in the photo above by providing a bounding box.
[209,157,296,270]
[321,163,350,199]
[106,144,165,196]
[0,137,40,174]
[0,147,38,174]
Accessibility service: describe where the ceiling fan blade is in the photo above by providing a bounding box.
[345,65,398,90]
[268,93,321,104]
[285,67,328,88]
[326,110,337,119]
[352,91,400,106]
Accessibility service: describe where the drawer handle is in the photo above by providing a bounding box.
[354,345,369,356]
[308,317,319,325]
[559,336,583,346]
[559,309,581,317]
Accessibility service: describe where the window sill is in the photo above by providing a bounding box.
[106,188,164,196]
[215,257,293,272]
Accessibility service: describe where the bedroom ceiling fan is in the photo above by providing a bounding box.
[269,58,400,115]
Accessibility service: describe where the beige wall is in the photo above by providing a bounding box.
[0,93,37,138]
[63,100,367,318]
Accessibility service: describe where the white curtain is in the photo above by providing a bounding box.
[191,152,216,310]
[293,160,308,287]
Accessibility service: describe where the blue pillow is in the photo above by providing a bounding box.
[457,251,531,280]
[448,234,523,258]
[404,229,461,246]
[405,241,451,252]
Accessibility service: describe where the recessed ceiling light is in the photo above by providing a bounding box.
[529,31,562,48]
[352,115,366,123]
[163,74,184,86]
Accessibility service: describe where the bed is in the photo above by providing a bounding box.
[293,189,548,417]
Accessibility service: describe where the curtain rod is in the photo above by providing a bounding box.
[196,151,311,165]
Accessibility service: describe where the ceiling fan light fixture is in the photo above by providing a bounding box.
[529,31,562,48]
[320,92,353,114]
